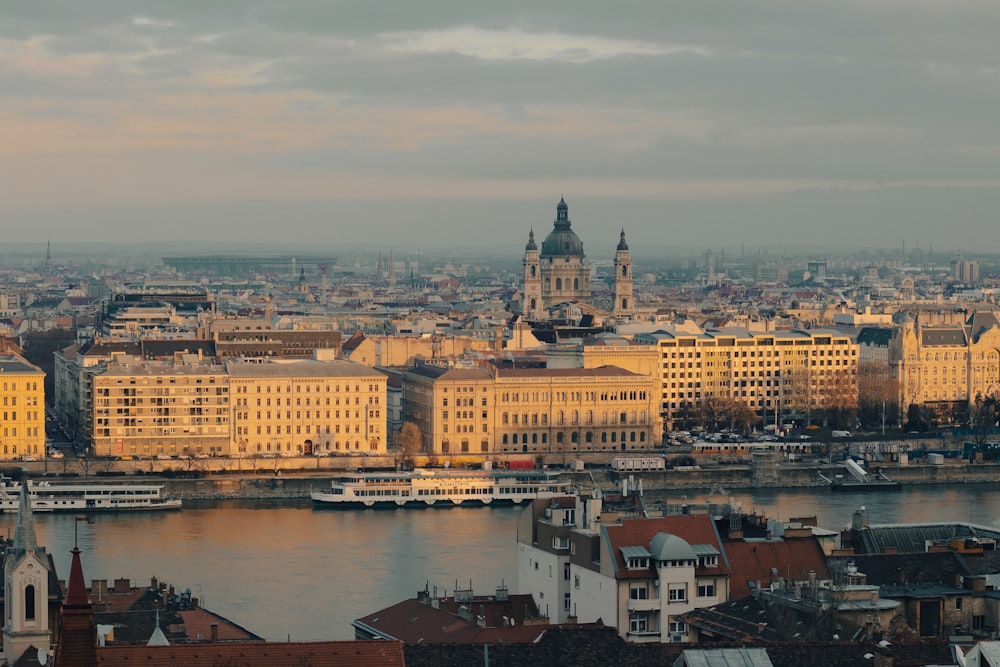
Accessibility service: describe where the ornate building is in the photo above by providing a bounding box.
[521,198,633,320]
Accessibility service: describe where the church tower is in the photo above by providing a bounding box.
[521,229,543,319]
[613,228,634,319]
[3,480,51,664]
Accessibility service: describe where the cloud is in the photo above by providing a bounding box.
[133,17,174,29]
[381,26,708,63]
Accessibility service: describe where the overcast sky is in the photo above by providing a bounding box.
[2,1,999,254]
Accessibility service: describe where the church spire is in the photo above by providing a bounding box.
[12,478,37,556]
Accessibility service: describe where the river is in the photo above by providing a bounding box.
[4,484,998,641]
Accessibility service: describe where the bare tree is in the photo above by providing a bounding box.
[394,421,422,470]
[970,391,1000,454]
[858,362,900,430]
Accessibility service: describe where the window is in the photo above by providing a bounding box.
[25,584,35,620]
[668,621,686,634]
[629,614,648,633]
[552,536,569,550]
[563,593,571,612]
[956,597,964,610]
[630,584,648,600]
[574,575,580,590]
[974,615,986,630]
[626,557,649,570]
[668,584,686,602]
[564,563,571,581]
[698,582,716,598]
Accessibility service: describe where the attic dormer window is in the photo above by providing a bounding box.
[627,557,649,570]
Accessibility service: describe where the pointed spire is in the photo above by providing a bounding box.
[525,227,537,251]
[65,547,90,608]
[147,609,170,646]
[617,227,629,252]
[13,478,38,554]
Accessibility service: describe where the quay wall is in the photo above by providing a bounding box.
[13,452,1000,501]
[147,461,1000,500]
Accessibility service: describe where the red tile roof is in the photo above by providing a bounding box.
[604,515,729,580]
[725,538,831,599]
[177,608,259,642]
[94,640,405,667]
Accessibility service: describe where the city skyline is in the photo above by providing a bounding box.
[2,2,1000,249]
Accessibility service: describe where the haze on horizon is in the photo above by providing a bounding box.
[2,1,999,253]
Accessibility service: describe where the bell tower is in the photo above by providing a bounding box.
[613,228,634,319]
[3,480,51,664]
[522,228,543,319]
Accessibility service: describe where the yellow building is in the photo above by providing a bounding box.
[401,364,661,456]
[886,311,1000,421]
[634,328,858,428]
[0,353,45,460]
[91,358,230,458]
[228,359,387,456]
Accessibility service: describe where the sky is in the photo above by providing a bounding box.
[2,1,999,254]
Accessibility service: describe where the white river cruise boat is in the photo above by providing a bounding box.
[311,468,571,508]
[0,476,183,513]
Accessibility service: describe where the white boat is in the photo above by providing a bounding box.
[310,468,571,509]
[0,476,183,513]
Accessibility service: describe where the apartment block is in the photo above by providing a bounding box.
[0,353,45,461]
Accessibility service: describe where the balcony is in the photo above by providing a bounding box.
[627,597,659,612]
[625,629,661,643]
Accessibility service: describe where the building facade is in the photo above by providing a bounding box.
[0,353,45,461]
[91,358,231,458]
[401,364,662,457]
[633,328,859,429]
[228,357,386,456]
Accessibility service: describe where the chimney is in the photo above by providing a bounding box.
[113,577,131,594]
[210,623,219,642]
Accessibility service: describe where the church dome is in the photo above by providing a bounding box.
[525,229,538,251]
[540,197,585,257]
[617,228,629,251]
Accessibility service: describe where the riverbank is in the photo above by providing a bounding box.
[139,460,1000,500]
[10,453,1000,501]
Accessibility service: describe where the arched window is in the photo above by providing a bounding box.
[622,265,628,277]
[586,431,593,443]
[25,585,35,620]
[571,432,579,443]
[556,432,564,444]
[556,278,562,290]
[442,440,450,453]
[530,298,536,310]
[481,439,489,452]
[601,432,607,443]
[522,433,528,444]
[461,439,469,453]
[622,298,628,310]
[611,432,617,442]
[502,434,509,445]
[573,278,579,290]
[530,265,536,277]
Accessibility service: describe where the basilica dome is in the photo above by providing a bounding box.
[540,197,585,257]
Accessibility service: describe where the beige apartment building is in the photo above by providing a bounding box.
[91,358,230,458]
[401,364,661,456]
[633,328,859,428]
[0,353,45,461]
[228,358,386,456]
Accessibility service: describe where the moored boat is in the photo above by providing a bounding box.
[0,475,183,512]
[310,468,571,509]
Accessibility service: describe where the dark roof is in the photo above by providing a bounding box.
[920,328,967,346]
[853,523,1000,555]
[830,551,971,587]
[141,339,216,359]
[857,327,894,347]
[95,640,406,667]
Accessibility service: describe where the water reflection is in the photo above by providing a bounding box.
[2,484,997,642]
